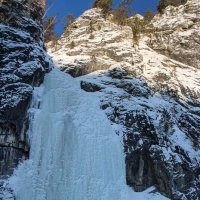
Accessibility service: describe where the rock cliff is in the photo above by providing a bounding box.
[148,0,200,69]
[48,0,200,199]
[0,0,51,180]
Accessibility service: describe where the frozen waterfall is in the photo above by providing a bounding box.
[8,69,168,200]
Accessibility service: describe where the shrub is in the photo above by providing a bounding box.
[131,25,139,44]
[112,0,133,26]
[129,16,147,45]
[89,20,95,33]
[69,41,75,49]
[157,0,187,13]
[62,13,75,37]
[50,36,58,49]
[97,25,102,30]
[91,54,97,63]
[144,9,155,22]
[63,12,75,30]
[153,72,171,82]
[92,0,113,16]
[165,46,173,56]
[89,34,95,39]
[112,6,128,26]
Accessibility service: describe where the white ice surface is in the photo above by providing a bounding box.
[8,68,169,200]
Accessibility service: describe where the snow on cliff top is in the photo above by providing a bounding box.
[47,5,200,102]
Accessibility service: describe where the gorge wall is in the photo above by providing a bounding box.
[0,0,50,178]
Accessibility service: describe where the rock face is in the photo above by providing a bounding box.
[148,0,200,69]
[48,1,200,199]
[77,68,200,200]
[0,0,51,179]
[99,71,200,200]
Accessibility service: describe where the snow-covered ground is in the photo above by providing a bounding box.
[7,68,169,200]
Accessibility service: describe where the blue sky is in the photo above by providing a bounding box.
[46,0,159,36]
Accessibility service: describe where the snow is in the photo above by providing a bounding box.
[0,24,31,39]
[152,0,200,30]
[8,68,169,200]
[77,69,200,164]
[47,5,200,102]
[171,126,200,162]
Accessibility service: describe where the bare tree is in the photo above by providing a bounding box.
[112,0,134,26]
[42,0,54,19]
[43,15,57,43]
[63,12,75,30]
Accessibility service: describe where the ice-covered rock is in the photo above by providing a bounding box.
[0,0,51,179]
